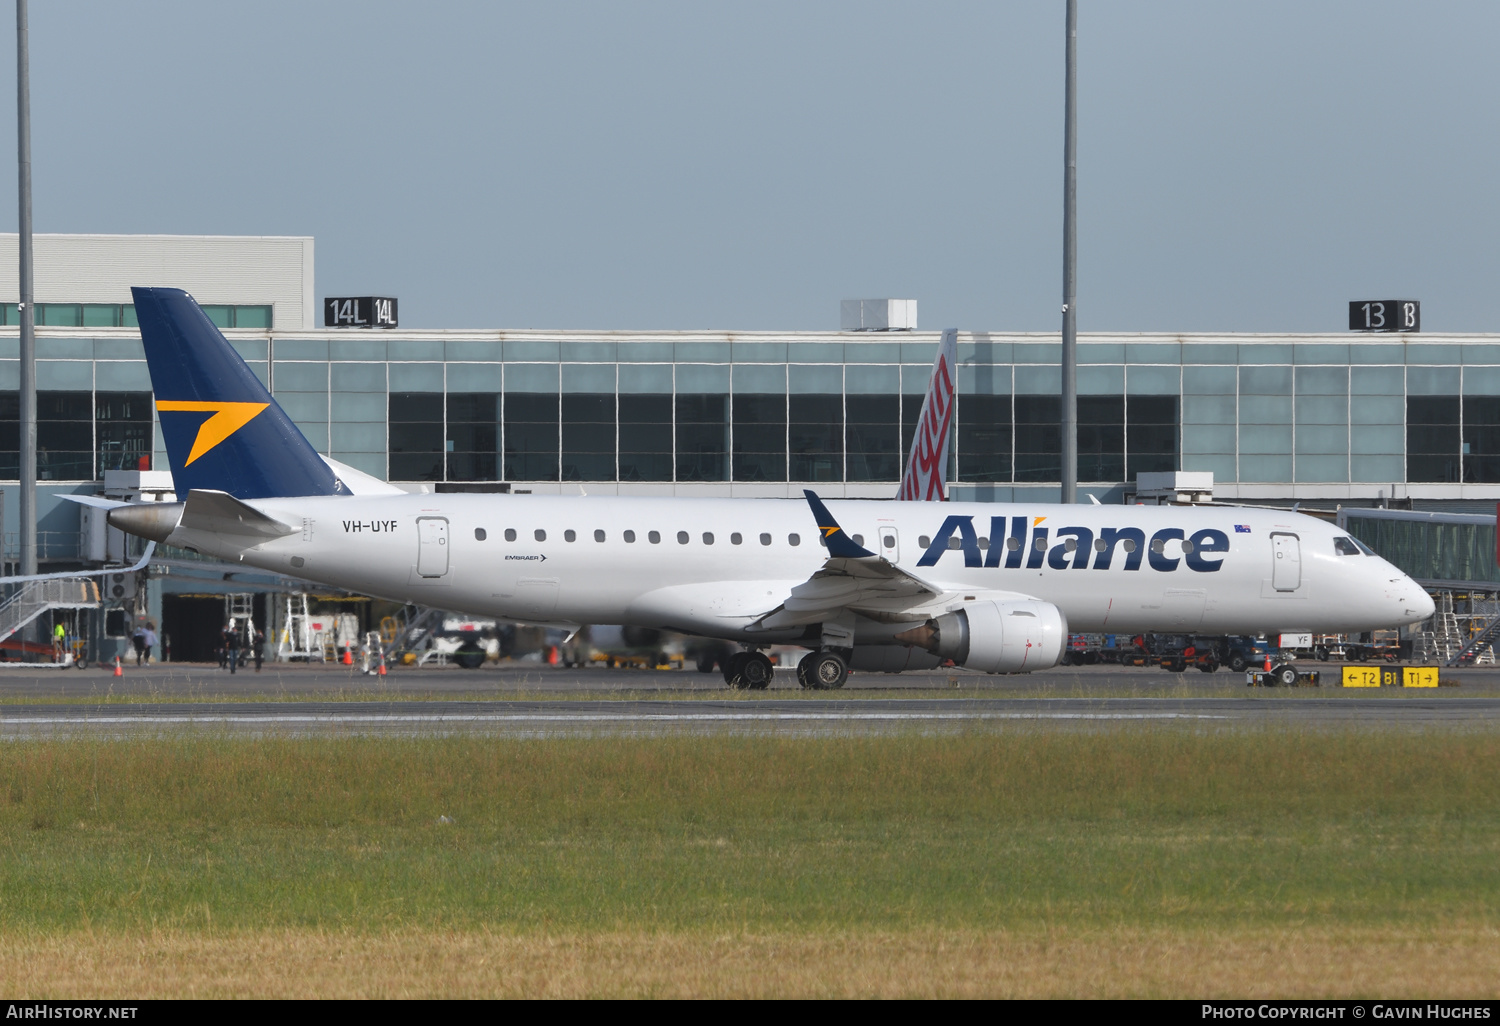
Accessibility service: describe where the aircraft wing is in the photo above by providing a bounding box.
[750,491,946,629]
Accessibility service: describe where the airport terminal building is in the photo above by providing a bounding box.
[3,235,1495,522]
[2,234,1497,656]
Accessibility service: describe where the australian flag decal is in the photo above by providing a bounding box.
[1234,524,1252,533]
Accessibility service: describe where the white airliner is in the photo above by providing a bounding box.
[79,289,1435,689]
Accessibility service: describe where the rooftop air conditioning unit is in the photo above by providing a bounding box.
[841,299,917,331]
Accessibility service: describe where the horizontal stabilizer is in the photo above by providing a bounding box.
[179,490,297,540]
[59,494,131,511]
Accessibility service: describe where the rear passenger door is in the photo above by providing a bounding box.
[416,517,450,578]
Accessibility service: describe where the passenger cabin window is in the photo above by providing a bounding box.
[624,530,636,543]
[564,530,577,542]
[919,536,931,548]
[534,529,546,541]
[1008,538,1022,551]
[505,529,517,542]
[852,534,864,546]
[474,528,487,541]
[1334,536,1362,556]
[649,531,661,544]
[594,529,606,542]
[759,533,772,546]
[788,533,801,546]
[677,531,689,544]
[703,532,714,545]
[731,533,743,545]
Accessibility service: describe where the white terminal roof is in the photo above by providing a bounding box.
[0,233,315,329]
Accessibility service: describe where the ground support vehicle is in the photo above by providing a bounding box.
[1246,666,1322,687]
[1218,635,1275,673]
[1058,633,1103,665]
[1310,634,1347,661]
[589,650,684,670]
[1343,630,1405,663]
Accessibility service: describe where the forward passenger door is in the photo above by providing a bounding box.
[1271,532,1301,591]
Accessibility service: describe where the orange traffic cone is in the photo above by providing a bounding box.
[342,647,353,666]
[113,655,122,677]
[377,655,386,677]
[1263,654,1272,672]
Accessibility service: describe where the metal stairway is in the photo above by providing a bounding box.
[0,578,100,644]
[1415,593,1462,665]
[1446,613,1500,667]
[382,605,445,661]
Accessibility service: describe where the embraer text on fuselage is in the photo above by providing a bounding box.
[916,514,1231,573]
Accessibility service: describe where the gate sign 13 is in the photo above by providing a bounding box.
[1349,300,1419,332]
[324,296,399,329]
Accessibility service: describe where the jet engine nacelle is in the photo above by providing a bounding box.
[897,599,1067,673]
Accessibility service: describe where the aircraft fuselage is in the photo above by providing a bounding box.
[167,493,1431,643]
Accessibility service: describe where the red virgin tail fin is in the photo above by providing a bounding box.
[898,328,957,501]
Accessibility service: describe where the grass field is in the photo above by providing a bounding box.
[0,728,1497,996]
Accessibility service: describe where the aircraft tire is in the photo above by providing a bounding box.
[796,652,816,688]
[741,652,774,690]
[696,655,716,673]
[723,651,750,689]
[1229,654,1248,673]
[454,645,485,670]
[806,650,848,690]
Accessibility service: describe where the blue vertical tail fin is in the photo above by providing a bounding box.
[132,286,344,499]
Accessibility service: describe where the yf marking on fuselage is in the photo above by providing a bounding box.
[342,520,398,533]
[915,515,1231,573]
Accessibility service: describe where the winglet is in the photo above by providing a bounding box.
[803,490,876,558]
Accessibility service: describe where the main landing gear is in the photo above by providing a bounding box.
[796,650,848,690]
[724,650,774,690]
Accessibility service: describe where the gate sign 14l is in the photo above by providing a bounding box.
[325,296,398,328]
[1349,300,1419,332]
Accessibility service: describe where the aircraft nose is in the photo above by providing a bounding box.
[1389,576,1434,624]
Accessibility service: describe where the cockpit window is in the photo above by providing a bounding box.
[1352,536,1376,556]
[1334,536,1362,556]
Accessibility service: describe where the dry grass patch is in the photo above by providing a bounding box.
[1,926,1497,998]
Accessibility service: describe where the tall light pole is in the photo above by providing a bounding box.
[1060,0,1078,505]
[15,0,34,574]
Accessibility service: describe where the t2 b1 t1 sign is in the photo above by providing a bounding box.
[1349,300,1419,332]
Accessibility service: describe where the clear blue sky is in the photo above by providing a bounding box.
[0,1,1493,332]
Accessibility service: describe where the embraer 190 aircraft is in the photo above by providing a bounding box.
[80,289,1435,689]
